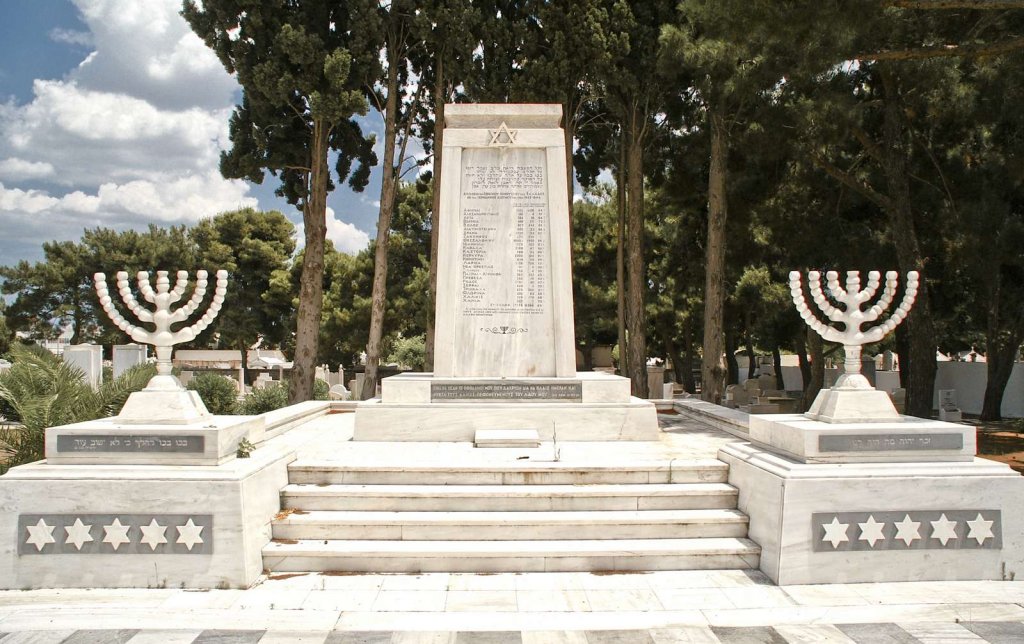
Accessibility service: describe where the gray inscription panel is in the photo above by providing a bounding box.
[819,433,963,452]
[18,513,213,555]
[56,434,205,454]
[432,382,582,402]
[812,510,1001,552]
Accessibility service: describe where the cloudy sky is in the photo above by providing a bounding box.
[0,0,382,265]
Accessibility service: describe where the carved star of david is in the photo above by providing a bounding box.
[488,121,517,146]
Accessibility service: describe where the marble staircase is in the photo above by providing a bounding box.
[262,459,761,573]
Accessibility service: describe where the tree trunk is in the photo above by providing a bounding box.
[980,276,1024,421]
[801,328,824,412]
[624,109,647,398]
[361,56,401,401]
[744,333,756,381]
[879,66,936,419]
[425,64,445,373]
[796,327,811,390]
[772,345,784,390]
[659,317,685,388]
[616,137,627,378]
[725,328,739,386]
[288,118,330,404]
[701,107,729,403]
[681,317,696,394]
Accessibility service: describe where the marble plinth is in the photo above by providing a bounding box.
[748,413,975,463]
[46,415,264,466]
[117,388,211,424]
[719,442,1024,585]
[353,372,658,442]
[0,446,292,589]
[353,399,659,442]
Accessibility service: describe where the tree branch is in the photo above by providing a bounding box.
[858,35,1024,60]
[810,151,897,212]
[886,0,1024,9]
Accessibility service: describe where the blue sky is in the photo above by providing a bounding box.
[0,0,385,266]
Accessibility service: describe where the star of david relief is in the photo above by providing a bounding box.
[488,121,518,147]
[812,510,1002,552]
[18,513,213,554]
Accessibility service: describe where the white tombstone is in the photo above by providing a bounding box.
[112,343,147,379]
[938,389,962,422]
[254,372,274,390]
[62,344,103,389]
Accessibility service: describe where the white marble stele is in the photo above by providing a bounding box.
[354,104,657,442]
[720,442,1024,585]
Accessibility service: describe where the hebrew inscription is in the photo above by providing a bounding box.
[432,381,582,402]
[818,433,963,452]
[56,434,205,454]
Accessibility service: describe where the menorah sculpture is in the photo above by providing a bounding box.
[94,269,228,424]
[789,269,919,422]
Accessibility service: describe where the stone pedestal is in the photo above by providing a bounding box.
[720,442,1024,585]
[749,413,975,463]
[353,372,657,442]
[0,446,291,589]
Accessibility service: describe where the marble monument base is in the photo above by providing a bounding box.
[46,415,265,466]
[719,442,1024,585]
[0,445,292,589]
[352,372,659,442]
[748,413,976,463]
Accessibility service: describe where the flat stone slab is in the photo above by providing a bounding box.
[474,429,541,448]
[748,413,976,463]
[380,372,631,404]
[46,415,264,466]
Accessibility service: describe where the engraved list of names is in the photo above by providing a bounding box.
[460,148,550,319]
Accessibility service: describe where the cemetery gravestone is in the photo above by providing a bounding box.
[112,343,147,379]
[63,344,103,389]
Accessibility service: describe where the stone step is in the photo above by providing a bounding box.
[474,429,541,448]
[280,483,738,512]
[287,459,729,485]
[272,508,749,541]
[262,537,761,573]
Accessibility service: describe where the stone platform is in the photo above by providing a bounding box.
[352,372,659,442]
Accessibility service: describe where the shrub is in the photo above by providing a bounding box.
[387,334,426,371]
[237,377,330,414]
[0,344,156,474]
[186,372,239,414]
[238,383,288,415]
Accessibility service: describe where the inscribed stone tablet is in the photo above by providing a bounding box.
[818,433,963,452]
[454,147,554,376]
[56,434,205,453]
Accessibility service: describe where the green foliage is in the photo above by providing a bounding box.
[236,437,255,458]
[238,384,289,415]
[237,377,329,415]
[387,334,426,371]
[0,345,156,473]
[186,373,239,415]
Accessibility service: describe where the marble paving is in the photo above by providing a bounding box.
[0,572,1022,641]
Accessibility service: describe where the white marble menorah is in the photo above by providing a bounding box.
[789,269,919,421]
[94,270,228,422]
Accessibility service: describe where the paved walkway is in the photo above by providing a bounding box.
[1,571,1022,642]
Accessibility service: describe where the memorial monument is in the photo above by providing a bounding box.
[719,269,1023,584]
[353,104,658,442]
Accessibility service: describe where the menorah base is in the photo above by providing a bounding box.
[747,413,976,464]
[805,387,901,423]
[117,389,212,425]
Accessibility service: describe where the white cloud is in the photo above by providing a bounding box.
[0,158,55,181]
[326,208,371,254]
[292,208,371,256]
[49,28,94,47]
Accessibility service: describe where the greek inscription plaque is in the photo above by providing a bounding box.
[432,382,582,402]
[818,433,963,452]
[56,434,205,454]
